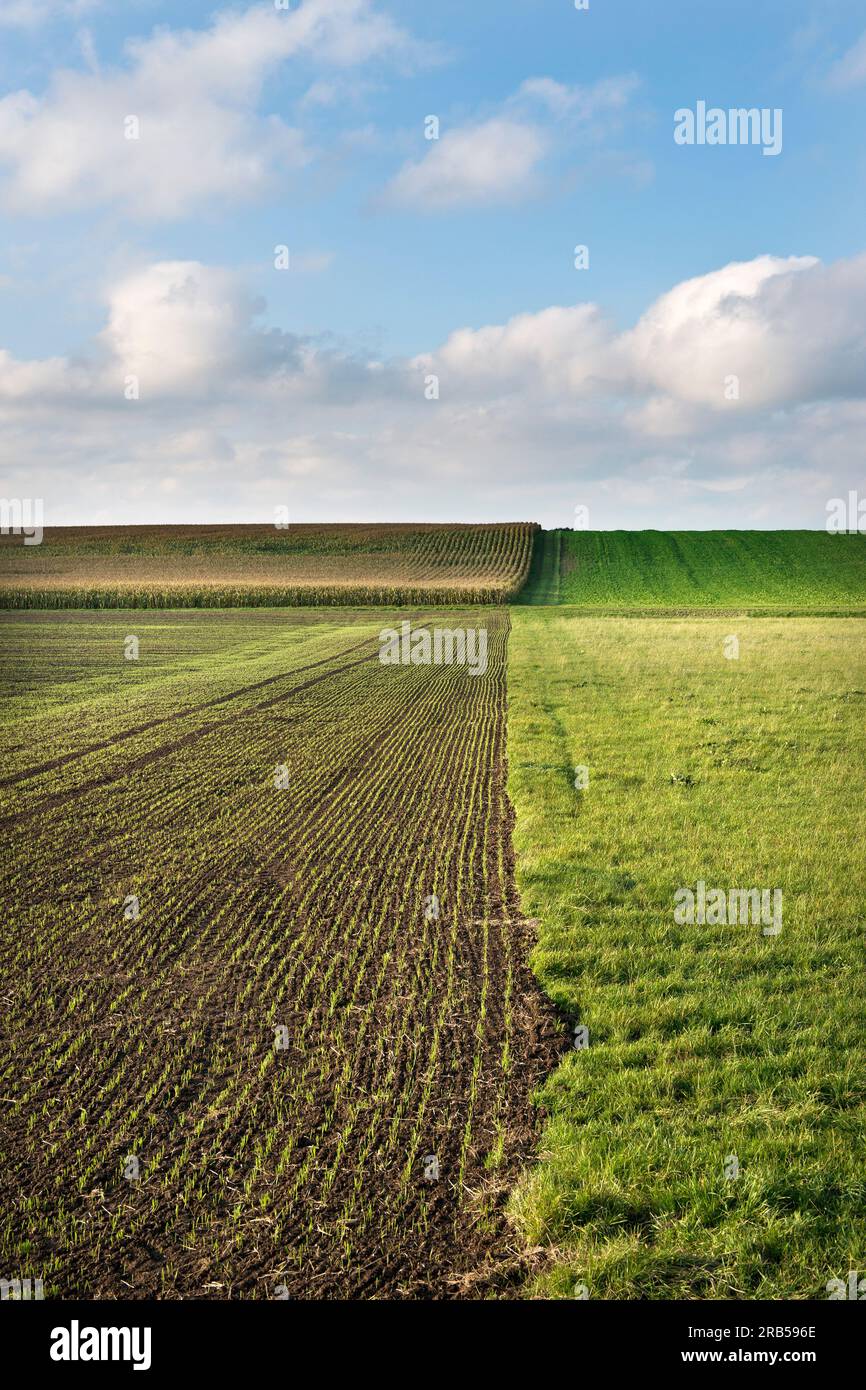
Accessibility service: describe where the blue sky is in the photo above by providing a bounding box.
[1,0,865,527]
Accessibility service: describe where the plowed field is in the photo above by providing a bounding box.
[0,608,561,1299]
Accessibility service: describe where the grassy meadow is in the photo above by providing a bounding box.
[506,610,866,1298]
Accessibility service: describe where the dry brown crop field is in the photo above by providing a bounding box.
[0,607,561,1299]
[0,522,537,608]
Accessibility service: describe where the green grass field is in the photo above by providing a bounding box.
[506,611,866,1298]
[518,530,866,613]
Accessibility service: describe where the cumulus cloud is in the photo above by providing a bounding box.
[414,303,621,394]
[384,118,547,209]
[419,253,866,413]
[0,1,424,218]
[382,72,642,211]
[627,254,866,407]
[0,257,392,413]
[2,252,865,527]
[0,260,310,403]
[95,262,288,395]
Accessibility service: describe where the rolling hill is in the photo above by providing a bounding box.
[516,530,866,613]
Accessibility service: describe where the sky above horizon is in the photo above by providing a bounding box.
[1,0,865,529]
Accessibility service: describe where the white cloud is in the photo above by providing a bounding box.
[0,257,378,409]
[0,0,101,28]
[1,252,865,528]
[416,253,866,414]
[298,77,378,109]
[626,254,866,408]
[516,74,640,120]
[0,347,74,400]
[826,30,866,89]
[94,261,277,395]
[382,71,642,211]
[384,118,546,210]
[414,302,620,394]
[0,1,424,218]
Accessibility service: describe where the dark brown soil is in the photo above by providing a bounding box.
[0,610,564,1300]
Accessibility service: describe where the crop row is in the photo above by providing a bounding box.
[0,607,558,1297]
[0,523,538,609]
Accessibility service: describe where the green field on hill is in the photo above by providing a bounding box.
[517,530,866,613]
